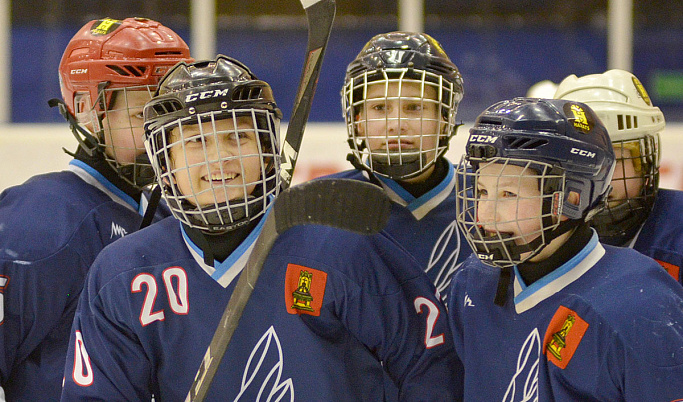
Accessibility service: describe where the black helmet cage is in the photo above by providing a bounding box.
[455,98,616,268]
[143,55,282,232]
[591,133,659,245]
[342,32,464,180]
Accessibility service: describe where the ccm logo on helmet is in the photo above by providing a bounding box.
[185,89,230,103]
[70,69,88,75]
[469,135,497,144]
[477,253,494,260]
[570,148,596,158]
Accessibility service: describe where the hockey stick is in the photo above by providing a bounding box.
[185,179,391,401]
[279,0,336,189]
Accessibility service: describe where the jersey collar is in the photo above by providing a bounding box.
[68,159,143,213]
[374,159,455,220]
[512,229,605,314]
[180,206,271,288]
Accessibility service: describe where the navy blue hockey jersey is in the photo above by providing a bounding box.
[448,230,683,400]
[0,160,167,400]
[632,188,683,285]
[61,213,463,400]
[323,160,472,300]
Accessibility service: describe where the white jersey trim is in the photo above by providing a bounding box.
[377,160,455,221]
[180,207,271,288]
[512,230,605,314]
[67,160,140,213]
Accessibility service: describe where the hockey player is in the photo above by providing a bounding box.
[324,31,471,300]
[448,97,683,400]
[555,69,683,285]
[0,18,190,400]
[60,55,463,400]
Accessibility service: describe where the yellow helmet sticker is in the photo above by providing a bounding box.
[90,18,123,36]
[631,76,652,106]
[568,103,592,133]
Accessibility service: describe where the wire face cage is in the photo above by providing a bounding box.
[343,68,459,180]
[146,108,281,232]
[455,156,566,268]
[95,85,157,187]
[591,134,659,245]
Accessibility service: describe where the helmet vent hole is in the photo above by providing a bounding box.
[106,65,146,77]
[626,115,632,129]
[507,136,548,150]
[155,51,184,56]
[232,87,263,101]
[618,114,624,130]
[106,65,130,76]
[151,99,183,116]
[478,117,502,126]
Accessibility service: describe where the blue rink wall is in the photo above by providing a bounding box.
[11,26,683,124]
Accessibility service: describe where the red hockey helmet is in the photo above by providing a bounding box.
[59,17,191,117]
[56,17,192,188]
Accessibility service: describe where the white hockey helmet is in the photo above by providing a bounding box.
[554,69,665,245]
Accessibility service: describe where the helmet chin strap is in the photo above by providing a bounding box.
[48,98,100,157]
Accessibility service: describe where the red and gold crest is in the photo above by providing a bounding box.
[543,306,589,369]
[285,264,327,317]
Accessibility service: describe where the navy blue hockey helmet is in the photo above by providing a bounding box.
[143,55,282,232]
[342,32,464,180]
[455,97,616,267]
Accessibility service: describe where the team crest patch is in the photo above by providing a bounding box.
[543,306,589,369]
[285,264,327,316]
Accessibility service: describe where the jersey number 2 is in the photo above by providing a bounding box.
[131,267,189,326]
[414,297,445,348]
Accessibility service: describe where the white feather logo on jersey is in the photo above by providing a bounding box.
[235,326,294,401]
[110,222,128,239]
[503,328,540,402]
[427,220,463,300]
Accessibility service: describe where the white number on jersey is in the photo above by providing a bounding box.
[131,267,190,326]
[414,297,445,348]
[0,276,7,324]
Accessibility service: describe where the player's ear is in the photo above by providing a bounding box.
[567,191,580,206]
[558,191,581,222]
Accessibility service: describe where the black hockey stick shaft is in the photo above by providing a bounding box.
[279,0,336,189]
[186,179,391,401]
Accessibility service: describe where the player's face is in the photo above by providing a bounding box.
[168,116,262,206]
[608,146,644,207]
[356,80,443,182]
[100,89,153,164]
[476,163,545,257]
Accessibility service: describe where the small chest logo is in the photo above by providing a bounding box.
[285,264,327,317]
[110,222,128,239]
